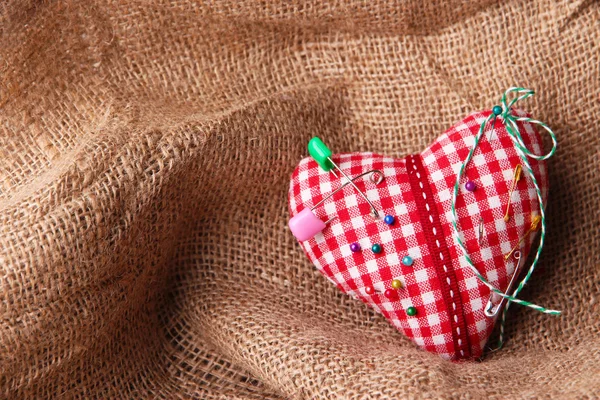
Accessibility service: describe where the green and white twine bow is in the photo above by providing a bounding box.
[450,87,561,350]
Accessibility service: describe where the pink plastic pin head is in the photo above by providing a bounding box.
[288,208,326,241]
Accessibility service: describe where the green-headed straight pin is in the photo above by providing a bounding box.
[307,136,380,218]
[308,137,334,172]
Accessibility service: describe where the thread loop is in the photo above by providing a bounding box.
[449,88,561,350]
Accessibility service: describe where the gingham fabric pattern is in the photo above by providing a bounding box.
[288,110,548,360]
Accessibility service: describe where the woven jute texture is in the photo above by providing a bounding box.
[1,1,599,398]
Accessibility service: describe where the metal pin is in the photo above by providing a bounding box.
[503,164,523,222]
[488,116,498,140]
[308,137,382,218]
[488,105,503,141]
[504,215,541,261]
[365,282,401,299]
[311,169,384,222]
[288,170,384,241]
[478,218,485,244]
[485,250,522,317]
[328,157,381,218]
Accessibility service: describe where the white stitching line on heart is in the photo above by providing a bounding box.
[411,158,465,358]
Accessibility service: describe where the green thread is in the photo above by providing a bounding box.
[449,88,561,352]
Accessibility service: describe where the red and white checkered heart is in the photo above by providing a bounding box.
[288,110,548,360]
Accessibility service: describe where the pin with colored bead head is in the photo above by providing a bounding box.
[488,104,503,140]
[364,279,403,299]
[288,137,385,241]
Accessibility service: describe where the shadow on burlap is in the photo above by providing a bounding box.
[0,1,598,398]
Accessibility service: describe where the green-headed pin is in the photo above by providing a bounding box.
[308,137,334,172]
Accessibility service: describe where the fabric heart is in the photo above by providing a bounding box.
[288,109,549,360]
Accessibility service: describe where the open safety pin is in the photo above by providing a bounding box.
[288,169,384,241]
[308,137,380,218]
[484,250,522,317]
[310,169,384,224]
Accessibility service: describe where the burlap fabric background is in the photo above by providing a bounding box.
[1,1,599,398]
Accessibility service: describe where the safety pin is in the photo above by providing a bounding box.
[307,137,380,218]
[288,169,384,241]
[503,164,523,222]
[485,250,522,317]
[504,214,541,261]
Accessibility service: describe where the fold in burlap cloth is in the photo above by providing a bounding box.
[1,1,599,398]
